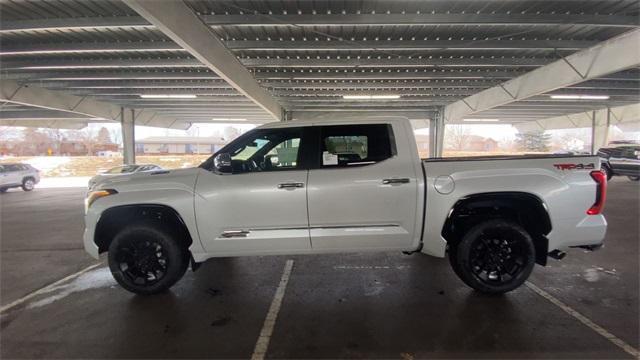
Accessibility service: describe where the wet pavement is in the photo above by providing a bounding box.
[0,179,637,358]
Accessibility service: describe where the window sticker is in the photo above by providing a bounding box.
[322,151,338,166]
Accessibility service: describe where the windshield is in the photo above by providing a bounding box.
[105,165,139,174]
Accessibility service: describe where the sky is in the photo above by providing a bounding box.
[93,122,258,140]
[414,124,519,140]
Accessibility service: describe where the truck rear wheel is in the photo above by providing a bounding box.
[451,220,536,294]
[108,224,189,295]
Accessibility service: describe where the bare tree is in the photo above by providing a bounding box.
[68,127,98,155]
[109,127,122,146]
[445,125,472,151]
[96,127,112,144]
[42,128,65,155]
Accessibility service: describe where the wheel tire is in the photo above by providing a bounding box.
[0,188,7,193]
[601,165,613,181]
[452,219,536,294]
[108,223,189,295]
[21,178,35,191]
[628,176,640,181]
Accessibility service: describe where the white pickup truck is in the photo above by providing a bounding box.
[83,118,607,295]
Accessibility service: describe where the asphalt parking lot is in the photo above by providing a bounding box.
[1,179,638,359]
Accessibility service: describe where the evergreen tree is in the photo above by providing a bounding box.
[515,131,551,152]
[96,127,112,144]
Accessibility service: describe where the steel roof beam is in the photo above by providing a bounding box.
[200,14,640,28]
[0,39,596,56]
[0,41,183,56]
[255,71,523,80]
[291,110,434,121]
[0,110,92,120]
[256,71,637,81]
[17,69,622,82]
[242,57,548,68]
[8,70,520,81]
[0,79,183,128]
[224,40,595,51]
[68,88,240,96]
[101,96,251,101]
[1,79,121,120]
[123,0,283,121]
[0,120,91,129]
[0,16,151,33]
[12,71,220,81]
[262,80,504,89]
[270,89,478,96]
[38,80,233,89]
[444,29,640,122]
[2,13,637,33]
[0,57,549,70]
[514,103,640,131]
[0,58,205,70]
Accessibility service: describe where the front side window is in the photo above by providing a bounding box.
[319,124,395,167]
[106,165,139,174]
[223,128,303,174]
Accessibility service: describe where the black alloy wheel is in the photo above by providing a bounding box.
[452,220,536,294]
[108,224,189,295]
[116,238,169,287]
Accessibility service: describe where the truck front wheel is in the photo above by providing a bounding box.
[451,220,536,294]
[108,224,189,295]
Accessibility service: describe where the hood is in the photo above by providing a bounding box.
[95,167,203,193]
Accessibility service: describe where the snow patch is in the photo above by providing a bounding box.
[38,176,91,188]
[28,267,116,309]
[25,156,71,174]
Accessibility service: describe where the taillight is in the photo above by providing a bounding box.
[587,170,607,215]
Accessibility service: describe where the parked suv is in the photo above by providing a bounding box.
[598,145,640,181]
[0,163,40,192]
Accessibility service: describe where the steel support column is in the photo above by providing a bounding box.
[121,107,135,165]
[593,108,612,152]
[430,106,445,158]
[591,110,597,155]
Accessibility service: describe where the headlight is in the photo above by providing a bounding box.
[84,189,117,213]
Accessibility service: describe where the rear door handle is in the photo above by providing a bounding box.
[221,230,250,238]
[382,178,410,185]
[278,182,304,189]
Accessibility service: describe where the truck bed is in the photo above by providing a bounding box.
[419,154,606,258]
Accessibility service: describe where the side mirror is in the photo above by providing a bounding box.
[213,153,232,173]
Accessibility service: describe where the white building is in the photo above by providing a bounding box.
[136,137,227,155]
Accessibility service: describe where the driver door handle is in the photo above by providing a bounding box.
[382,178,410,184]
[278,182,304,189]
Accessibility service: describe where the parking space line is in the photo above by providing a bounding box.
[251,259,294,360]
[526,281,639,359]
[0,263,102,314]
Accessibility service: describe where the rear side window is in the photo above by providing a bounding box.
[318,124,395,167]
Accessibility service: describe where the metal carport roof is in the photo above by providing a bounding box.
[0,0,638,129]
